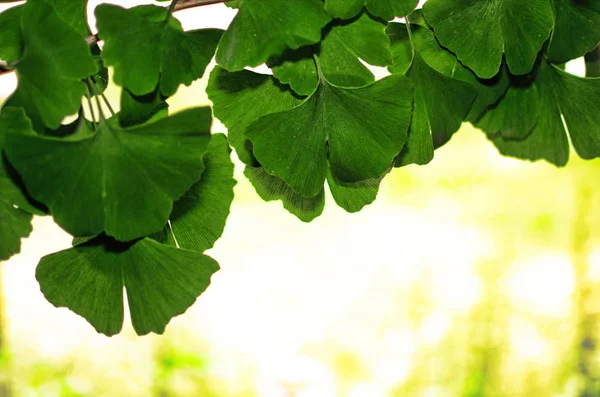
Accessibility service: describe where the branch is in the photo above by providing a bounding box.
[0,0,233,77]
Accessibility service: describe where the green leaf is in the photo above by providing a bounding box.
[207,67,304,165]
[96,4,222,96]
[245,162,384,220]
[36,236,219,336]
[482,61,600,166]
[365,0,418,20]
[271,13,392,95]
[477,76,540,140]
[4,108,212,241]
[423,0,554,78]
[325,0,417,20]
[215,0,330,71]
[387,23,477,166]
[246,74,412,197]
[155,134,236,252]
[586,46,600,78]
[0,5,23,63]
[387,16,508,125]
[8,0,97,129]
[119,87,168,128]
[0,108,47,214]
[245,166,325,222]
[547,0,600,63]
[0,198,33,262]
[326,166,387,213]
[46,0,90,37]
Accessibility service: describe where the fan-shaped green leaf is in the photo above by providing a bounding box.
[271,12,392,95]
[547,0,600,64]
[423,0,554,78]
[36,236,219,336]
[207,67,304,165]
[482,61,600,166]
[155,134,236,252]
[245,166,325,222]
[387,22,477,166]
[4,108,212,241]
[215,0,330,71]
[9,0,97,129]
[96,4,222,96]
[247,74,412,198]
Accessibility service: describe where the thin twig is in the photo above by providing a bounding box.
[0,0,234,76]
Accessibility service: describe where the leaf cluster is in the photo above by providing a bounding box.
[0,0,598,335]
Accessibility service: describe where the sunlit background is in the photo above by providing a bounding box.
[1,1,598,396]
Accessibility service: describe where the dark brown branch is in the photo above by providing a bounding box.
[0,0,233,77]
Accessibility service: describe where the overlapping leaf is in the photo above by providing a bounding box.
[154,134,236,252]
[4,107,212,241]
[547,0,600,63]
[325,0,418,20]
[8,0,97,129]
[387,21,478,166]
[0,5,23,63]
[215,0,331,71]
[36,236,219,336]
[480,61,600,166]
[423,0,554,78]
[271,12,392,95]
[0,108,41,261]
[207,67,304,165]
[96,4,222,96]
[247,73,412,198]
[208,67,397,220]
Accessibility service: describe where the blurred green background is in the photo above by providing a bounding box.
[1,2,600,396]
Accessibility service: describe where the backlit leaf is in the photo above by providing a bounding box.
[36,236,219,336]
[96,4,222,96]
[5,108,212,241]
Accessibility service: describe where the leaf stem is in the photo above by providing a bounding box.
[87,79,106,121]
[85,91,97,128]
[405,18,416,59]
[167,0,179,19]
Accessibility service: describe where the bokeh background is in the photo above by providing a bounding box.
[1,1,599,396]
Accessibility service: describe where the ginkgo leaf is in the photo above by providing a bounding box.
[245,162,385,220]
[0,198,33,262]
[245,166,325,222]
[4,107,212,241]
[207,67,304,165]
[271,12,392,95]
[547,0,600,64]
[155,134,236,253]
[0,108,47,214]
[0,5,23,63]
[387,22,477,166]
[586,47,600,78]
[482,61,600,166]
[423,0,554,78]
[36,236,219,336]
[477,77,540,139]
[325,0,417,20]
[96,4,222,96]
[215,0,331,71]
[247,73,412,198]
[326,166,388,213]
[119,87,168,128]
[8,0,97,129]
[47,0,90,37]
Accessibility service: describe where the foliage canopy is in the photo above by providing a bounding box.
[0,0,598,336]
